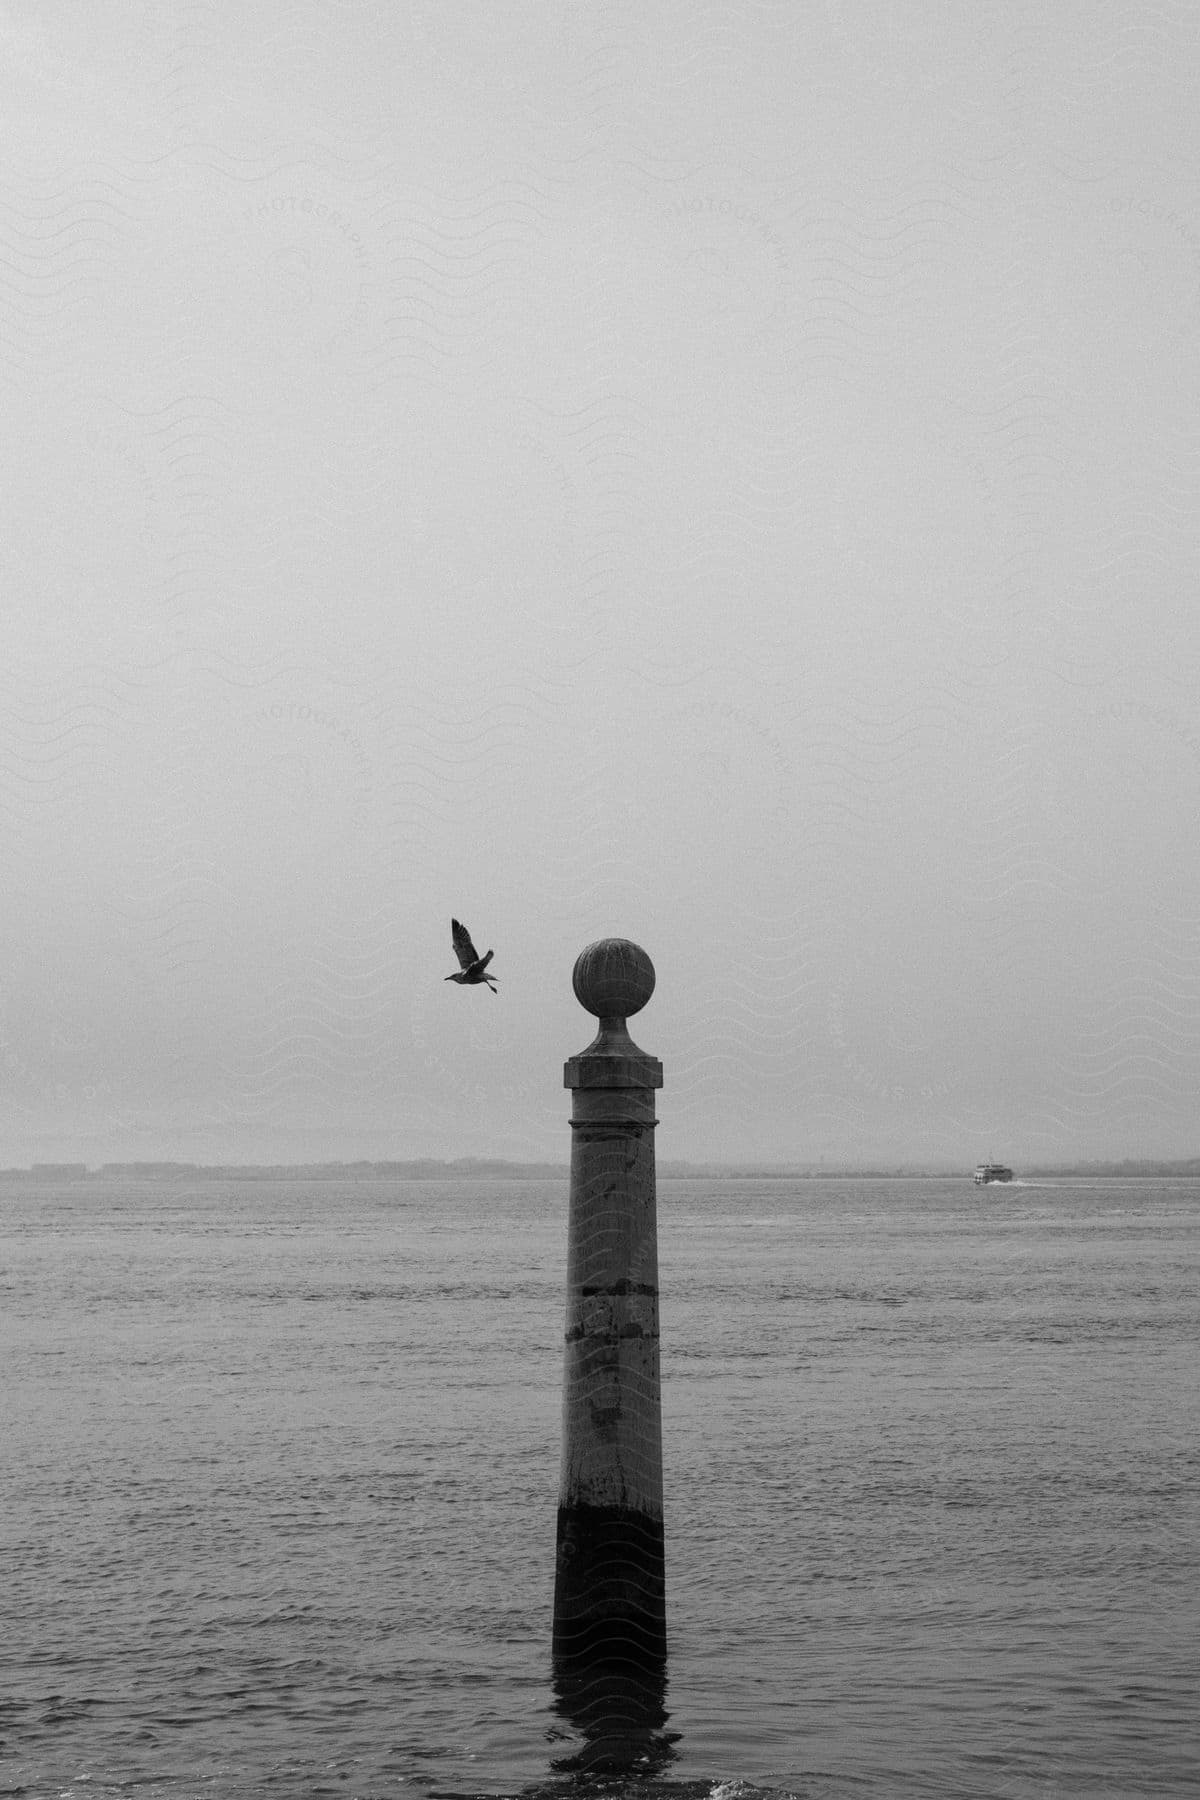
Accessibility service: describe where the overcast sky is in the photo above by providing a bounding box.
[3,4,1199,1168]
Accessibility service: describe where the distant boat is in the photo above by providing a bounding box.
[974,1162,1014,1185]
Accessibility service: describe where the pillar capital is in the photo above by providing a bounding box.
[564,939,662,1091]
[564,1048,663,1091]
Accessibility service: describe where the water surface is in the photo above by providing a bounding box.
[3,1175,1197,1798]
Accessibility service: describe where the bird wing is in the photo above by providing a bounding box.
[451,918,479,969]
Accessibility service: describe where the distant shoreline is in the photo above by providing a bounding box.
[3,1158,1199,1181]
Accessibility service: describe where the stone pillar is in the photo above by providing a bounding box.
[553,937,666,1682]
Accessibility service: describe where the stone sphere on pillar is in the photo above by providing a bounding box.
[572,938,656,1020]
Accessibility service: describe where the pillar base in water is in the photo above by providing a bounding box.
[552,1504,672,1775]
[553,1502,667,1667]
[550,1661,675,1776]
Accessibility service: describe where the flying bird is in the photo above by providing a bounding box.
[445,918,498,992]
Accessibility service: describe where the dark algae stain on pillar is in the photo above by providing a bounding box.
[552,938,676,1773]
